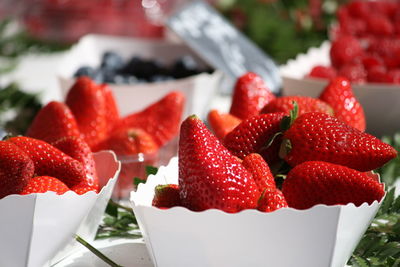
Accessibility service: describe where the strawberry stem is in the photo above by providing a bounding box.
[75,235,122,267]
[279,139,292,160]
[280,101,299,131]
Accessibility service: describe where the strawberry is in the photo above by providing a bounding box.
[337,62,367,83]
[152,184,181,208]
[71,184,97,195]
[282,112,397,171]
[366,14,394,36]
[94,128,158,155]
[26,101,81,143]
[260,96,333,117]
[282,161,385,210]
[99,83,120,134]
[52,136,99,191]
[8,137,86,188]
[330,35,364,68]
[257,189,288,212]
[229,72,275,120]
[116,91,185,147]
[319,77,366,132]
[308,65,337,80]
[179,115,260,213]
[242,153,276,193]
[207,109,241,140]
[66,77,108,149]
[223,113,285,165]
[0,141,34,198]
[20,176,70,195]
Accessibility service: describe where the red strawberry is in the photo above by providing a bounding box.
[26,101,81,143]
[308,65,337,80]
[229,72,275,120]
[330,35,364,68]
[257,189,288,212]
[52,136,99,191]
[152,184,181,208]
[337,62,367,83]
[179,115,260,213]
[367,65,389,83]
[319,77,366,132]
[347,0,370,19]
[99,84,120,134]
[207,109,241,140]
[0,141,34,198]
[261,96,333,117]
[94,128,158,155]
[282,161,385,210]
[242,153,276,193]
[117,91,185,147]
[20,176,70,195]
[66,77,108,149]
[8,137,86,188]
[282,112,397,171]
[223,113,285,165]
[71,184,97,195]
[366,14,394,36]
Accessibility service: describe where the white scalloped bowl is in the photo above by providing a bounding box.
[57,34,223,120]
[0,151,121,267]
[280,41,400,137]
[131,157,384,267]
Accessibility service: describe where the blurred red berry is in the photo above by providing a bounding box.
[330,36,364,68]
[308,65,337,80]
[338,63,367,83]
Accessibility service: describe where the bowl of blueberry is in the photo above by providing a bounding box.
[58,34,222,119]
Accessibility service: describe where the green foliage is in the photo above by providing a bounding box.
[0,83,42,135]
[0,19,70,59]
[378,134,400,187]
[96,200,142,240]
[221,0,345,63]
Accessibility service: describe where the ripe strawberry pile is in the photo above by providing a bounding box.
[308,0,400,84]
[0,77,185,199]
[152,72,397,212]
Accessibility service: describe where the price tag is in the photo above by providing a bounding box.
[167,1,281,93]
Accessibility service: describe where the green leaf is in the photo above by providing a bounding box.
[145,166,158,175]
[133,177,146,186]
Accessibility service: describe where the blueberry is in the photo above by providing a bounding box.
[150,75,174,83]
[92,70,104,83]
[126,75,139,84]
[177,55,199,71]
[102,68,117,84]
[74,66,95,78]
[120,56,143,75]
[101,51,124,71]
[171,55,200,78]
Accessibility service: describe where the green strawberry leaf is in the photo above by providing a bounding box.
[145,165,158,175]
[133,177,146,186]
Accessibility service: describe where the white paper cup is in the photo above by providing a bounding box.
[57,34,223,120]
[131,157,383,267]
[0,151,120,267]
[280,41,400,137]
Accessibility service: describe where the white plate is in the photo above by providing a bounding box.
[54,238,153,267]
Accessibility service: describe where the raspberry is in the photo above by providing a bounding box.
[308,65,337,80]
[366,14,394,36]
[367,65,389,83]
[330,36,364,68]
[338,63,367,83]
[387,69,400,84]
[361,55,384,71]
[339,18,367,37]
[347,0,370,19]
